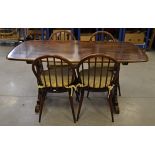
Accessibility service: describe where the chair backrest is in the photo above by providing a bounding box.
[49,30,76,41]
[77,54,118,89]
[89,31,115,42]
[32,55,76,88]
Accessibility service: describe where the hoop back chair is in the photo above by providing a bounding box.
[89,30,116,42]
[32,55,77,123]
[89,30,121,97]
[49,30,76,41]
[76,54,119,122]
[49,30,75,66]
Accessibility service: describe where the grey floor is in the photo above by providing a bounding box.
[0,45,155,125]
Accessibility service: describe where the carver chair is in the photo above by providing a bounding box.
[88,31,121,97]
[76,54,119,122]
[49,30,76,41]
[32,55,77,123]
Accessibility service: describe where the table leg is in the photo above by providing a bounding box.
[112,85,120,114]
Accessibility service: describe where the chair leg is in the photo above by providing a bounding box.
[39,90,46,123]
[39,98,43,123]
[87,90,90,98]
[117,64,121,96]
[35,88,42,113]
[75,91,80,102]
[43,90,47,101]
[118,84,121,96]
[108,93,114,122]
[69,95,76,123]
[77,90,84,121]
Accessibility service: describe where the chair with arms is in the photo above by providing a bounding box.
[76,54,119,122]
[88,30,121,97]
[32,55,77,123]
[49,30,76,41]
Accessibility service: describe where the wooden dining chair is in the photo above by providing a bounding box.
[48,30,76,69]
[32,55,77,123]
[49,30,76,41]
[49,30,78,100]
[88,31,121,97]
[76,54,119,122]
[89,30,116,42]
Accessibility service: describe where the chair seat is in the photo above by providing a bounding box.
[80,67,113,88]
[40,68,73,88]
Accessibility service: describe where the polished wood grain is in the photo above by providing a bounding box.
[7,40,148,63]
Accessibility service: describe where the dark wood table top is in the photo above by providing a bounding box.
[7,40,148,63]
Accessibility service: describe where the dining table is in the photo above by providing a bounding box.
[7,40,148,114]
